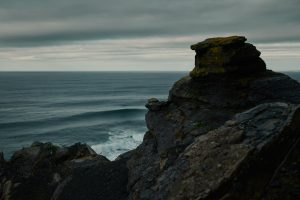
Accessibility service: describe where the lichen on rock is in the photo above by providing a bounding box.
[190,36,266,78]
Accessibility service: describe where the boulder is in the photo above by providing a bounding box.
[145,98,168,111]
[0,142,128,200]
[190,36,266,77]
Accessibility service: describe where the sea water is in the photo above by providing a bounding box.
[0,72,186,160]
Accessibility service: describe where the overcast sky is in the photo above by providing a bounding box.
[0,0,299,71]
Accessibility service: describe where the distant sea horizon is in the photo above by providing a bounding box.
[0,70,299,72]
[0,71,299,160]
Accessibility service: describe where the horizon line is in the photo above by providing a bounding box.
[0,70,299,73]
[0,70,190,73]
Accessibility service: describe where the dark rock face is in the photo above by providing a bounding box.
[190,36,266,77]
[169,103,300,200]
[261,133,300,200]
[1,36,300,200]
[170,71,300,111]
[127,103,300,200]
[0,143,128,200]
[127,37,300,200]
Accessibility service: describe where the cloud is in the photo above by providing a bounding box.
[0,0,299,71]
[0,0,299,47]
[1,36,299,71]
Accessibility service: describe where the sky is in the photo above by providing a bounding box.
[0,0,299,71]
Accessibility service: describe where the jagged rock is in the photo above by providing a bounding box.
[190,36,266,77]
[170,71,300,107]
[145,98,168,111]
[166,103,300,200]
[260,132,300,200]
[127,37,300,200]
[144,70,300,163]
[0,152,5,180]
[128,103,300,200]
[0,152,4,165]
[0,142,128,200]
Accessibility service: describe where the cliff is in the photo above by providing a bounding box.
[1,36,300,200]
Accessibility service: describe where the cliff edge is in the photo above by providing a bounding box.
[1,36,300,200]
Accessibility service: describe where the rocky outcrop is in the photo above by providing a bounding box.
[1,36,300,200]
[190,36,266,77]
[127,36,300,200]
[127,103,300,200]
[159,103,300,200]
[0,143,128,200]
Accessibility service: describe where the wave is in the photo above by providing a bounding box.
[0,108,146,130]
[91,128,145,161]
[1,119,147,159]
[5,119,146,144]
[66,108,145,120]
[42,98,148,108]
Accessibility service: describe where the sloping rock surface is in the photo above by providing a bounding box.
[128,102,300,200]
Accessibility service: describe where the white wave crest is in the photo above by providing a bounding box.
[91,128,144,161]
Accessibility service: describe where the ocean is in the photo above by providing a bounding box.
[0,71,299,160]
[0,72,186,160]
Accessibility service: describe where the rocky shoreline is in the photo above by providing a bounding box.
[1,36,300,200]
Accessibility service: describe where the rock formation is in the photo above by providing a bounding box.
[0,143,128,200]
[190,36,266,77]
[1,36,300,200]
[127,36,300,200]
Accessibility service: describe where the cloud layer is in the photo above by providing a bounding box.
[1,0,300,46]
[0,0,299,70]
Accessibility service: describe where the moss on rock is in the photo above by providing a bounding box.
[190,36,266,78]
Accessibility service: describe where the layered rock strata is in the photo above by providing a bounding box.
[190,36,266,77]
